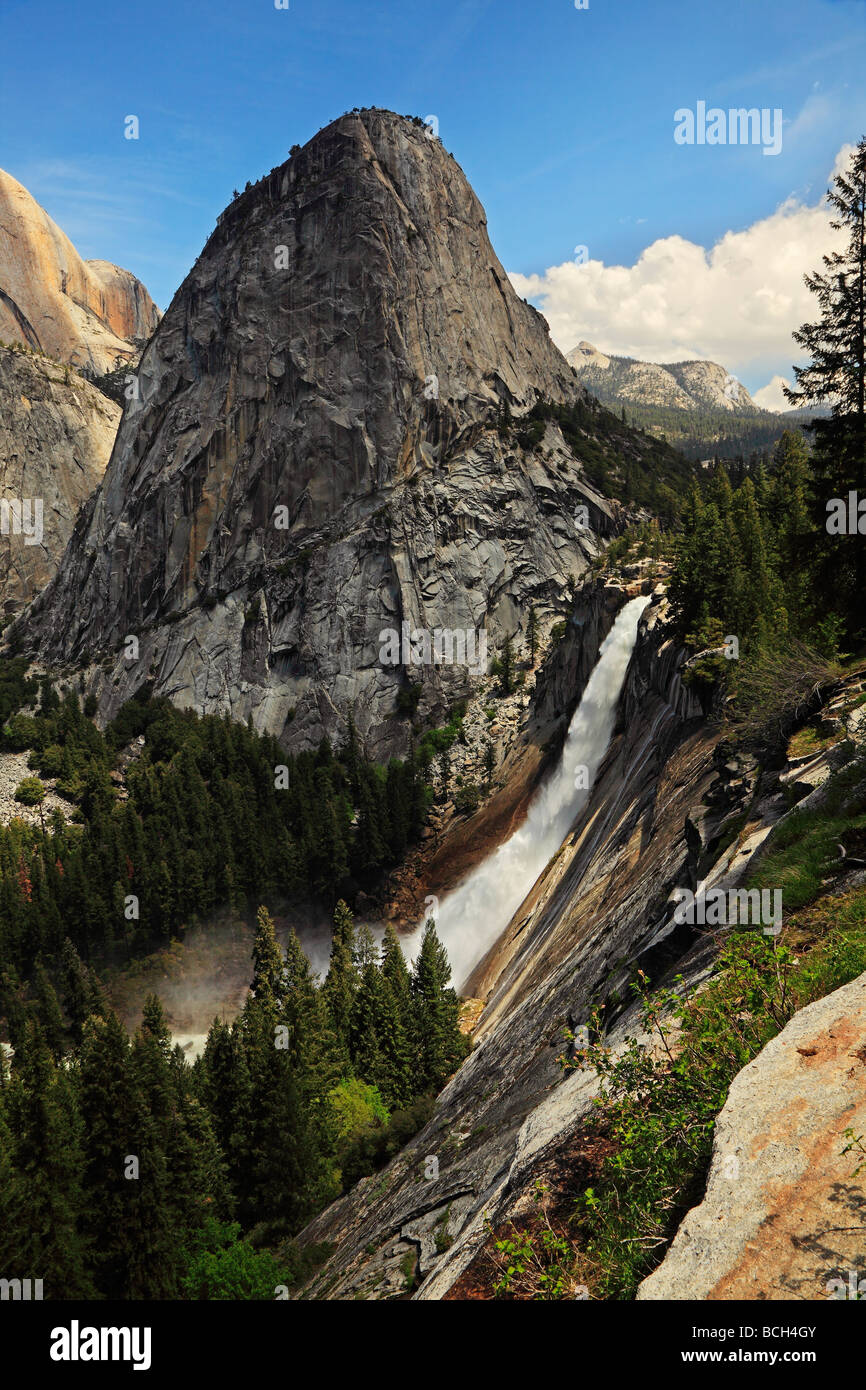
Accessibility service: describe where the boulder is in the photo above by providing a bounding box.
[637,971,866,1300]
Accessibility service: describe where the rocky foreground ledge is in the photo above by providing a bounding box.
[637,970,866,1301]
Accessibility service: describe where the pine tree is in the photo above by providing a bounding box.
[77,1010,175,1297]
[342,711,361,798]
[198,1018,252,1197]
[321,900,358,1058]
[60,937,105,1044]
[126,997,195,1297]
[0,1082,18,1271]
[483,742,495,786]
[785,137,866,633]
[706,462,734,518]
[410,920,469,1093]
[377,927,415,1109]
[32,959,66,1060]
[381,922,412,1011]
[438,751,451,802]
[384,759,411,862]
[772,430,812,627]
[282,928,342,1101]
[668,483,706,635]
[348,957,385,1085]
[527,606,539,664]
[500,635,515,695]
[251,905,285,1012]
[786,136,866,435]
[5,1020,95,1297]
[236,986,331,1234]
[353,772,388,876]
[730,478,773,643]
[353,921,379,971]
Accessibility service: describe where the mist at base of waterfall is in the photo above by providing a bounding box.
[108,597,648,1062]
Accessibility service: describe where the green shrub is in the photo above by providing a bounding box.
[14,776,45,807]
[328,1077,390,1147]
[745,756,866,913]
[454,783,481,815]
[34,744,64,778]
[339,1093,436,1190]
[3,713,38,751]
[730,642,838,753]
[180,1218,289,1300]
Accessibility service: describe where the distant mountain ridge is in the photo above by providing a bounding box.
[566,341,762,414]
[566,340,821,461]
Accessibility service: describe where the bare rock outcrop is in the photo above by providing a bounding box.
[0,166,160,373]
[637,971,866,1301]
[0,345,120,612]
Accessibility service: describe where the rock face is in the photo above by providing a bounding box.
[0,166,160,373]
[567,340,611,372]
[21,109,660,759]
[0,345,120,612]
[637,971,866,1301]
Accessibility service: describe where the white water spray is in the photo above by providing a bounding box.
[405,595,650,989]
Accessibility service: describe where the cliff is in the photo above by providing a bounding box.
[0,345,120,612]
[0,166,160,374]
[377,578,629,923]
[18,110,667,760]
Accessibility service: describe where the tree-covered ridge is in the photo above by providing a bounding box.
[501,392,696,523]
[0,662,469,1298]
[0,902,469,1299]
[597,398,813,465]
[666,431,848,749]
[574,358,817,460]
[0,678,430,990]
[668,432,814,658]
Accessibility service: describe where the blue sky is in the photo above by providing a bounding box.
[1,0,864,397]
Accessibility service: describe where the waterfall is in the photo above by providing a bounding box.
[405,594,651,989]
[165,596,649,1061]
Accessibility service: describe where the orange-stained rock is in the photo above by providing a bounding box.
[0,167,160,373]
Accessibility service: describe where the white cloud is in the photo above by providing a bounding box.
[752,374,794,412]
[830,141,857,178]
[508,147,850,385]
